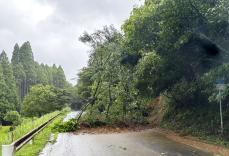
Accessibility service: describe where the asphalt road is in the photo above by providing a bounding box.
[39,129,212,156]
[39,112,212,156]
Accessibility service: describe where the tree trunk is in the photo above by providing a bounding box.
[106,82,112,119]
[77,79,101,123]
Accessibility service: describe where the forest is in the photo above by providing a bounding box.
[0,41,69,125]
[75,0,229,142]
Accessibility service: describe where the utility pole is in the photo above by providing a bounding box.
[218,89,223,135]
[216,78,225,136]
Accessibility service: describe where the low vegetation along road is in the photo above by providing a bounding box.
[39,112,211,156]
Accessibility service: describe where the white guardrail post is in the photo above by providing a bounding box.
[2,144,15,156]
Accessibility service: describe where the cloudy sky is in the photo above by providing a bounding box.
[0,0,143,84]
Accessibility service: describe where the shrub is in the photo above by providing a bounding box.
[22,85,70,117]
[4,111,21,126]
[52,119,79,132]
[62,107,71,113]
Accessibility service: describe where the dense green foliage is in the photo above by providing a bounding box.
[0,41,68,124]
[77,26,150,125]
[52,118,80,132]
[23,85,70,117]
[77,0,229,140]
[4,111,21,126]
[15,113,67,156]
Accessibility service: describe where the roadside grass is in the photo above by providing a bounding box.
[3,111,60,145]
[0,126,10,156]
[0,111,61,156]
[15,112,67,156]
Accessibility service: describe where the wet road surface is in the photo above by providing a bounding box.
[39,112,212,156]
[40,129,212,156]
[62,111,80,122]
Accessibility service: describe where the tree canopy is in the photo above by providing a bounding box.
[22,85,70,117]
[76,0,229,136]
[0,41,68,124]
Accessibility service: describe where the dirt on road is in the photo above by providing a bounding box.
[40,128,211,156]
[39,111,229,156]
[154,128,229,156]
[75,126,229,156]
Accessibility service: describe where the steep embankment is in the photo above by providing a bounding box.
[148,96,229,156]
[148,96,167,127]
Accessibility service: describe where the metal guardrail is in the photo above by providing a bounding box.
[2,113,60,156]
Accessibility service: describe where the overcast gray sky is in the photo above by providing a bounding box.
[0,0,143,84]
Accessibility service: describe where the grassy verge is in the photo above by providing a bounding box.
[0,111,63,156]
[0,126,10,155]
[3,111,60,145]
[15,112,67,156]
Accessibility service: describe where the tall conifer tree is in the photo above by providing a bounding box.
[19,41,36,95]
[0,64,14,123]
[11,43,20,65]
[0,51,19,111]
[12,43,26,102]
[52,65,66,88]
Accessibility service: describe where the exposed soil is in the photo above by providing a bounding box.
[153,128,229,156]
[74,124,151,135]
[148,96,167,127]
[146,96,229,155]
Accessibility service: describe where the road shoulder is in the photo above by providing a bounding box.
[153,128,229,156]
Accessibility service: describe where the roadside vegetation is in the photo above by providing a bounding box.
[52,118,80,133]
[74,0,229,146]
[0,111,62,156]
[3,111,60,144]
[15,111,69,156]
[0,126,10,156]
